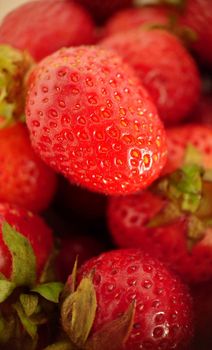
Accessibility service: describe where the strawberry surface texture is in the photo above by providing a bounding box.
[26,46,167,195]
[72,249,193,350]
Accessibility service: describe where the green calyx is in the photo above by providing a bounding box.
[61,263,136,350]
[0,45,34,128]
[0,221,63,348]
[149,144,212,251]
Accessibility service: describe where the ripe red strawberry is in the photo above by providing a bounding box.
[56,234,105,282]
[26,46,167,195]
[101,28,200,124]
[164,124,212,175]
[78,0,132,23]
[107,154,212,284]
[0,0,95,61]
[179,0,212,65]
[62,249,193,350]
[104,6,171,38]
[0,123,57,212]
[0,202,53,279]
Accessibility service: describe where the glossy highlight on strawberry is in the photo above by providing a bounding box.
[26,46,167,195]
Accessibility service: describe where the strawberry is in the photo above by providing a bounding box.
[0,0,95,61]
[107,147,212,284]
[164,124,212,175]
[56,234,106,282]
[101,28,200,124]
[26,46,167,195]
[0,202,53,279]
[0,202,63,349]
[61,249,193,350]
[179,0,212,65]
[104,5,171,38]
[0,123,57,213]
[78,0,132,23]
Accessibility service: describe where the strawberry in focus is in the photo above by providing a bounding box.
[26,46,167,195]
[101,28,200,124]
[0,123,57,213]
[61,249,193,350]
[0,0,95,61]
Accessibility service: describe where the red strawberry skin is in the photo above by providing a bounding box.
[0,202,53,279]
[26,46,167,195]
[104,6,171,38]
[179,0,212,65]
[107,191,212,284]
[0,0,95,61]
[0,123,57,213]
[75,249,193,350]
[101,29,200,124]
[192,96,212,125]
[163,124,212,175]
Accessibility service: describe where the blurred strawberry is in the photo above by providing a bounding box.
[179,0,212,66]
[104,5,171,37]
[164,124,212,175]
[101,28,200,124]
[0,123,57,213]
[0,0,95,61]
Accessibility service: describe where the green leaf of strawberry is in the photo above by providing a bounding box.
[31,282,64,303]
[0,280,16,302]
[13,302,38,340]
[44,341,77,350]
[20,294,39,317]
[61,276,97,348]
[2,221,36,287]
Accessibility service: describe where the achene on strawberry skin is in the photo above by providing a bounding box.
[26,46,167,195]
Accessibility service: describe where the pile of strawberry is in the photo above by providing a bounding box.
[0,0,211,349]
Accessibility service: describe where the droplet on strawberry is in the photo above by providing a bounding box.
[26,46,167,195]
